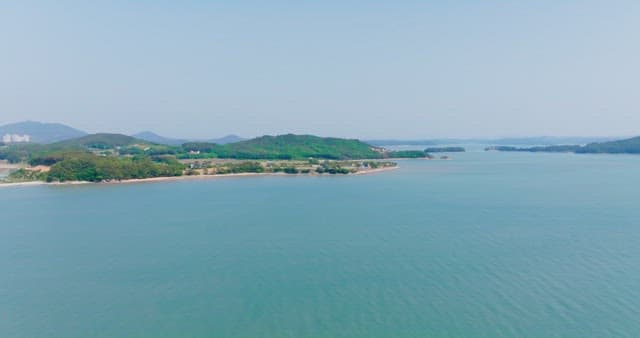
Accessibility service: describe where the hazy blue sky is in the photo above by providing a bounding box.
[1,1,638,139]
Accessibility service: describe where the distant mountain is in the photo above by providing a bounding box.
[132,131,245,145]
[208,134,245,144]
[54,133,151,149]
[132,131,188,146]
[0,121,87,144]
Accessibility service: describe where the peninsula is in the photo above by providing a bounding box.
[0,133,415,185]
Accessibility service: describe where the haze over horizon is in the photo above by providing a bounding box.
[2,1,639,139]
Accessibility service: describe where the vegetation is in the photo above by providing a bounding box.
[283,167,299,174]
[1,133,399,163]
[29,150,93,166]
[181,142,218,152]
[118,144,178,156]
[387,150,430,158]
[6,168,48,182]
[46,154,184,182]
[424,147,465,153]
[0,143,55,163]
[362,161,381,169]
[315,163,352,174]
[186,159,397,176]
[487,137,640,155]
[180,134,384,160]
[212,161,265,174]
[577,137,640,154]
[53,133,149,149]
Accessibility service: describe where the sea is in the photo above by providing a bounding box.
[2,149,640,337]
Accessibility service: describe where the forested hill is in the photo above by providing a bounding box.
[487,136,640,154]
[226,134,383,159]
[182,134,384,159]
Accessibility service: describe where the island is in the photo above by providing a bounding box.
[0,133,414,185]
[485,145,581,153]
[485,136,640,154]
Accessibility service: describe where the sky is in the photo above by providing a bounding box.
[1,0,639,139]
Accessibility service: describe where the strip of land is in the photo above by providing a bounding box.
[0,162,399,188]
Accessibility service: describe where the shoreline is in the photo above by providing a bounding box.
[0,181,50,188]
[352,166,399,175]
[0,165,398,188]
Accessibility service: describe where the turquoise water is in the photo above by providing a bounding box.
[2,151,640,337]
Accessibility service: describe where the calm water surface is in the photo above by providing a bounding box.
[2,151,640,337]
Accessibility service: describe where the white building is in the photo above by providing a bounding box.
[2,134,31,143]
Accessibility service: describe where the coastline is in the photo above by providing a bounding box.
[0,181,49,188]
[0,165,398,188]
[352,165,399,175]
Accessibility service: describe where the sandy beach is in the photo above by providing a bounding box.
[351,165,399,175]
[0,181,49,188]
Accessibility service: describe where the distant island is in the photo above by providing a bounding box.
[424,147,465,153]
[486,136,640,154]
[0,133,436,185]
[366,137,616,147]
